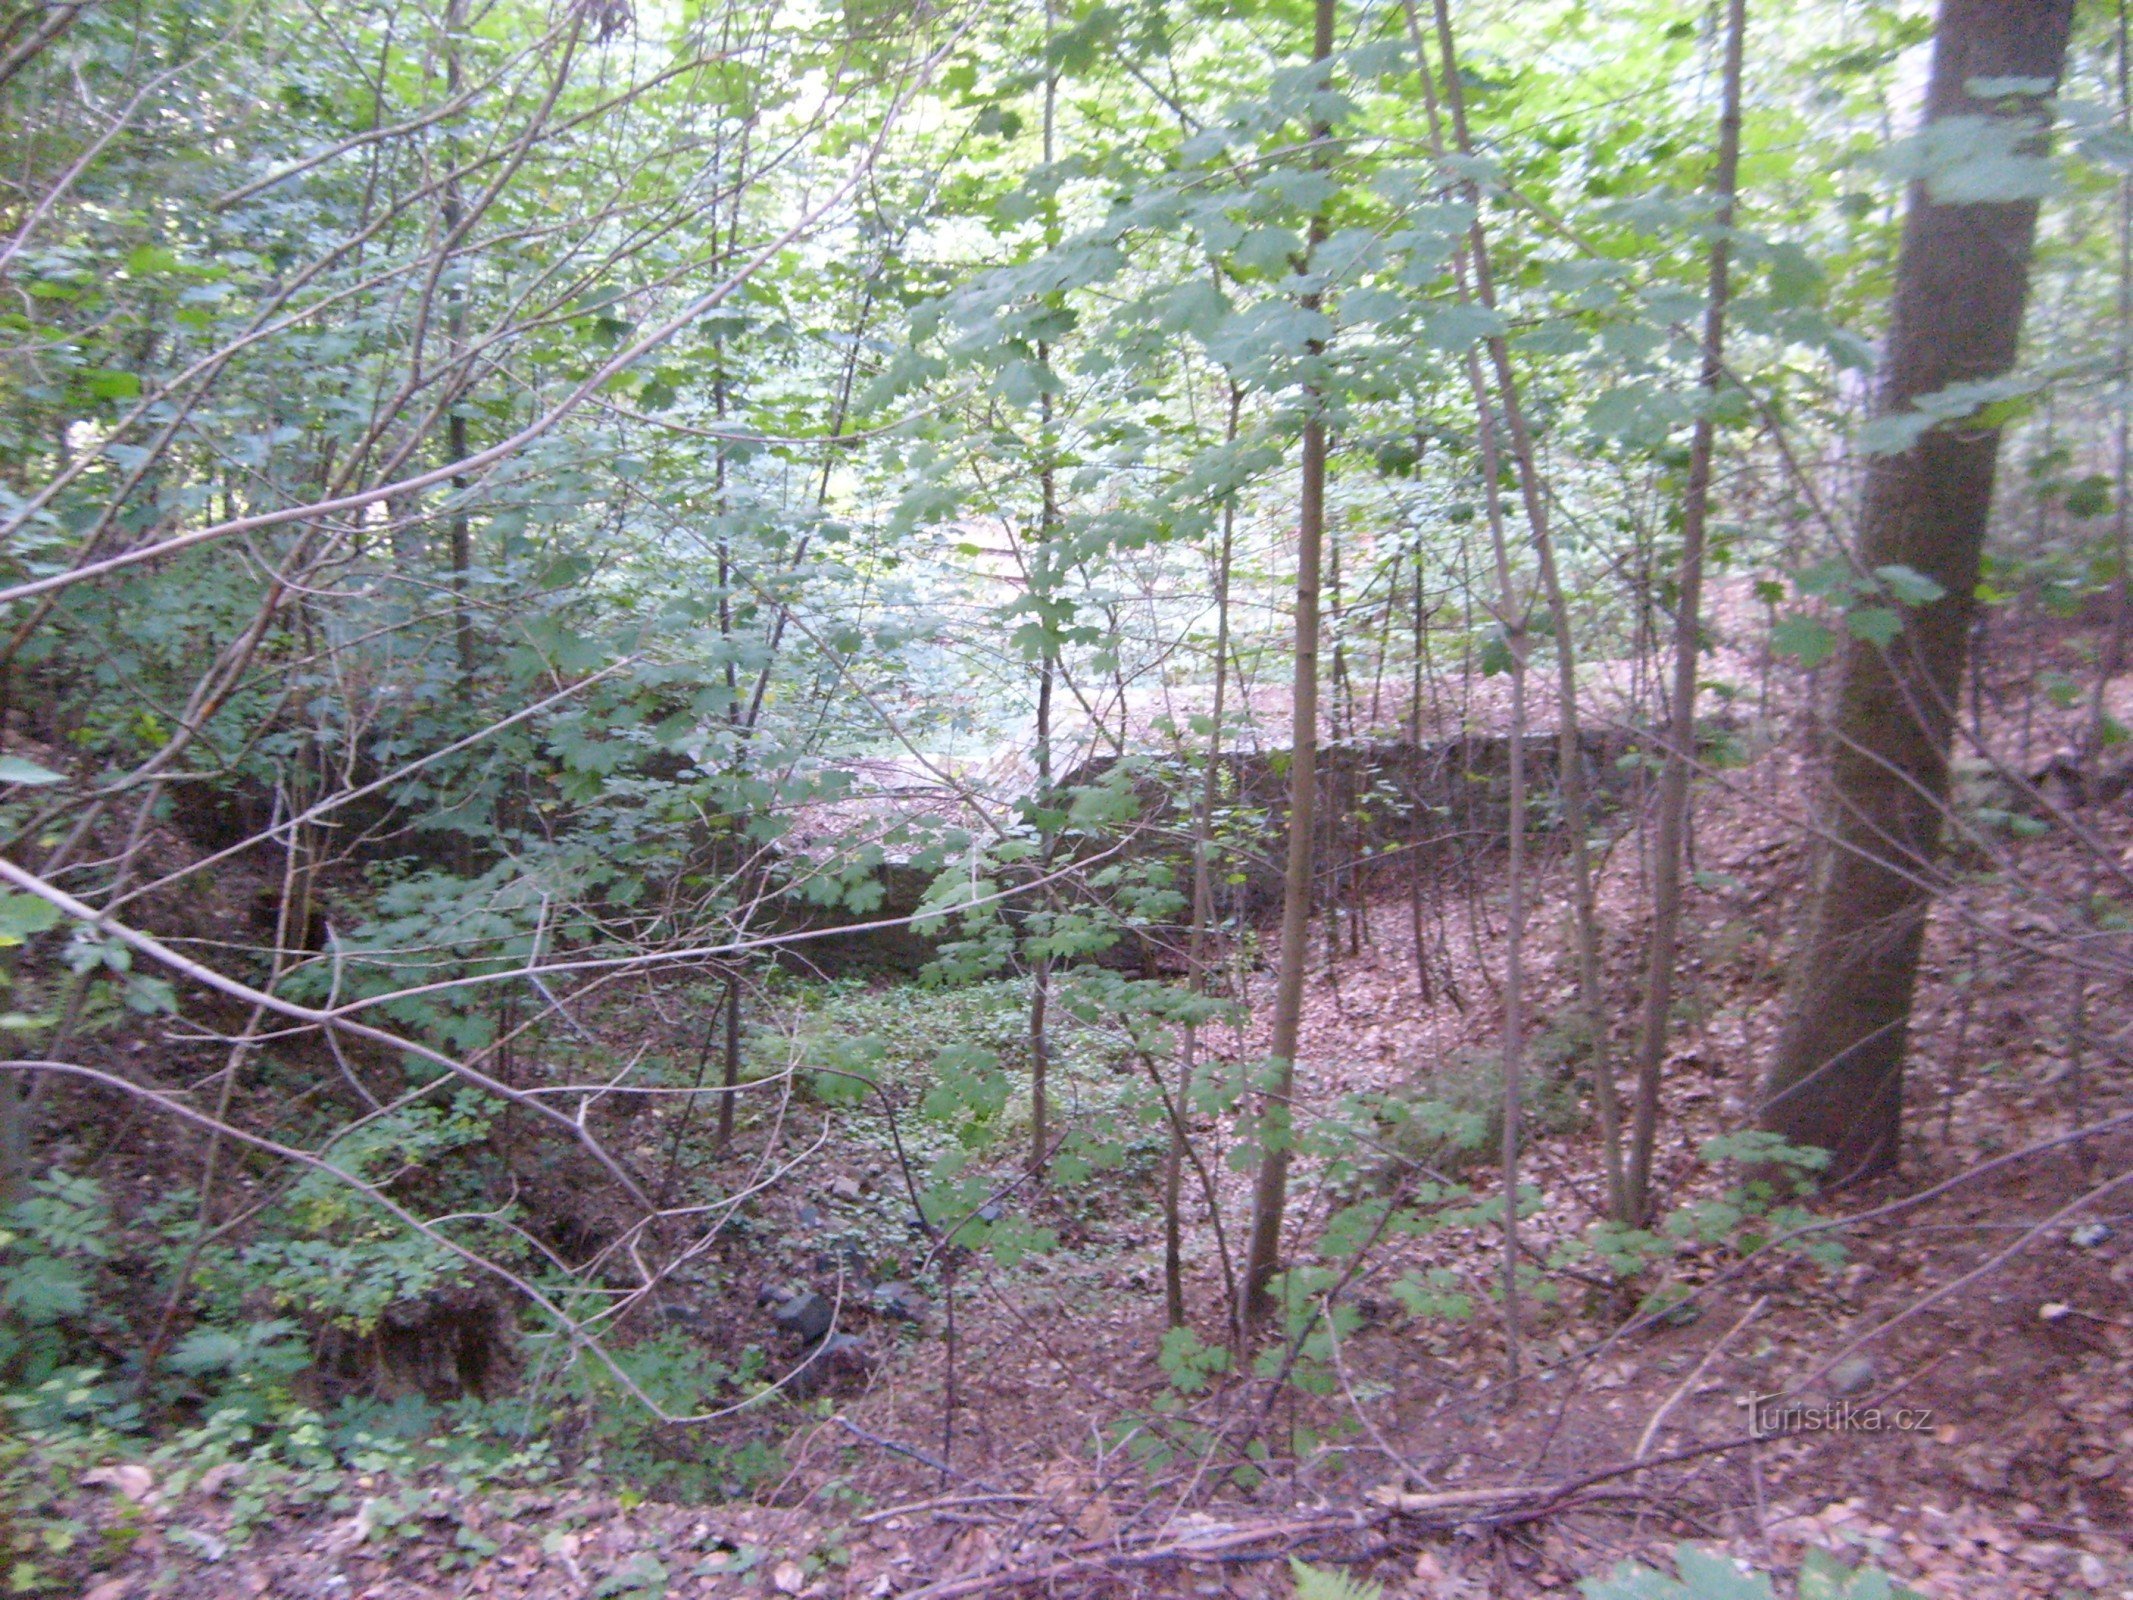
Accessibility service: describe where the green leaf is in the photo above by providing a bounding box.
[1157,1325,1231,1394]
[1289,1558,1383,1600]
[1882,113,2059,203]
[1769,614,1836,667]
[1872,564,1945,606]
[0,1254,90,1323]
[168,1327,247,1374]
[0,893,63,946]
[1858,373,2046,456]
[125,244,182,275]
[1845,606,1902,647]
[591,1552,669,1599]
[123,974,176,1015]
[1580,1544,1776,1599]
[1066,777,1140,827]
[0,756,65,786]
[1672,1547,1773,1599]
[1233,225,1302,274]
[1585,384,1686,447]
[995,358,1060,407]
[1417,301,1506,352]
[1763,241,1823,308]
[1797,1546,1928,1599]
[82,368,142,401]
[539,553,594,590]
[1150,280,1231,337]
[2064,475,2112,519]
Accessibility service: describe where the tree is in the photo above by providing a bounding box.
[1628,0,1748,1227]
[1240,0,1336,1336]
[1761,0,2076,1184]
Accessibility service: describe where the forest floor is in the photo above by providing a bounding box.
[31,676,2133,1600]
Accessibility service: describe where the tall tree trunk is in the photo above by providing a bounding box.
[1029,495,1054,1181]
[2099,0,2131,692]
[1241,0,1335,1335]
[1762,0,2074,1183]
[1406,538,1435,1006]
[1028,0,1061,1182]
[444,0,475,686]
[1627,0,1747,1226]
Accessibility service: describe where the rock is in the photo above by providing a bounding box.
[772,1558,807,1594]
[819,1331,873,1370]
[2070,1221,2112,1249]
[813,1247,873,1288]
[794,1202,825,1230]
[80,1464,154,1502]
[827,1175,863,1203]
[872,1281,927,1322]
[756,1281,795,1310]
[786,1332,875,1399]
[976,1201,1003,1224]
[772,1290,834,1344]
[1828,1355,1877,1397]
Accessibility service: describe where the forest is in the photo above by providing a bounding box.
[1,0,2128,1594]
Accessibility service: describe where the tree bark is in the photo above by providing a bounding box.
[2099,0,2131,695]
[1628,0,1746,1226]
[444,0,476,686]
[1028,2,1062,1182]
[1241,0,1335,1335]
[1762,0,2074,1184]
[715,974,740,1151]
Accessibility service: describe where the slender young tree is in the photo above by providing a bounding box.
[1627,0,1747,1226]
[1762,0,2076,1182]
[2099,0,2131,697]
[715,975,741,1151]
[1028,0,1062,1181]
[1241,0,1336,1335]
[443,0,476,688]
[1419,0,1625,1218]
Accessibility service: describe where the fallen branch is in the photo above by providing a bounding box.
[899,1509,1387,1600]
[901,1435,1765,1598]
